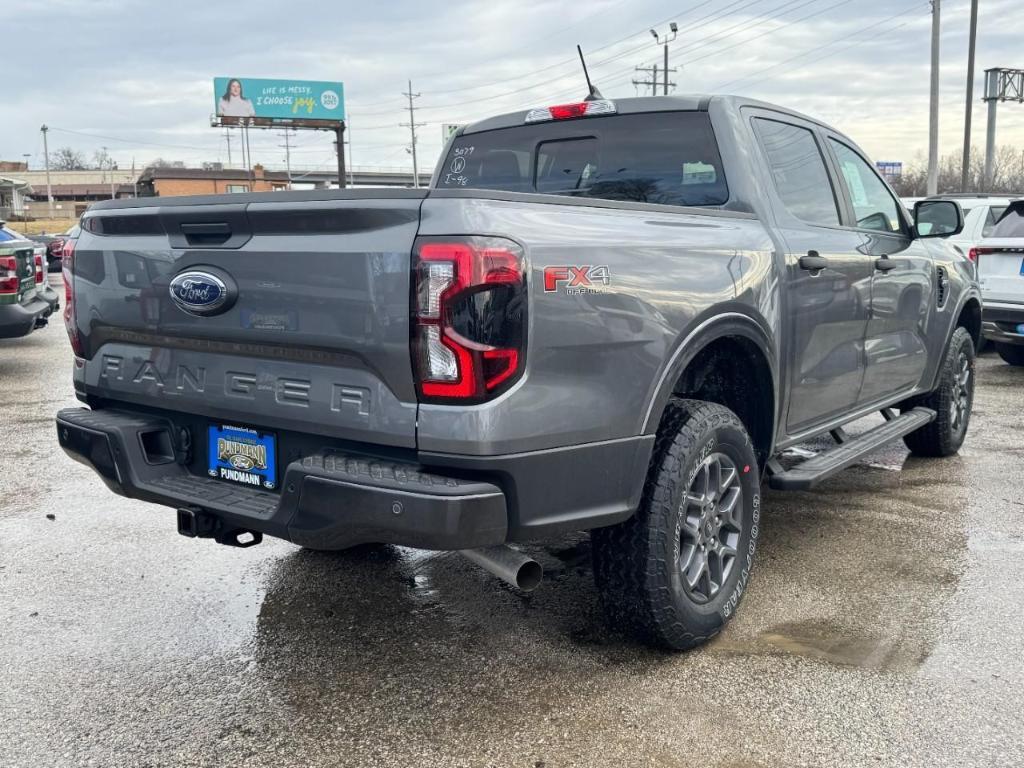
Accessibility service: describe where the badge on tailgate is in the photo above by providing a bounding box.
[207,424,277,490]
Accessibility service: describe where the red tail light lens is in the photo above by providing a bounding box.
[0,255,18,295]
[968,247,994,262]
[33,251,44,284]
[61,239,82,355]
[412,237,526,402]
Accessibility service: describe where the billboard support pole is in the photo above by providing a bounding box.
[244,120,254,186]
[335,123,347,189]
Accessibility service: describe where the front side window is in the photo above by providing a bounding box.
[829,140,904,234]
[437,111,729,207]
[753,118,839,226]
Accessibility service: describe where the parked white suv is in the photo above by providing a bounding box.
[971,200,1024,365]
[939,195,1018,261]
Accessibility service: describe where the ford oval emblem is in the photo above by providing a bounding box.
[169,270,233,316]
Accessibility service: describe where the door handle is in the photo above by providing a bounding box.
[799,251,829,272]
[874,256,898,272]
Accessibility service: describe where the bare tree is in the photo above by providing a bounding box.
[51,147,87,171]
[92,148,112,172]
[891,146,1024,197]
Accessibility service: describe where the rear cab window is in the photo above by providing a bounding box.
[437,111,729,207]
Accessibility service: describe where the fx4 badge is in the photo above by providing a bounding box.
[543,265,611,295]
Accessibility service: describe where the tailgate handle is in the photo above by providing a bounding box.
[180,222,232,245]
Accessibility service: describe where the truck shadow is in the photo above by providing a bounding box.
[252,449,969,739]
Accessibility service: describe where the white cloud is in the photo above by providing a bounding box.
[4,0,1022,174]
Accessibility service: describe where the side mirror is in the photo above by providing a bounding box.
[914,200,964,238]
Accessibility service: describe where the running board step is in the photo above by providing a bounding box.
[768,407,936,491]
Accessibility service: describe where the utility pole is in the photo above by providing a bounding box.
[633,65,661,96]
[401,80,425,189]
[982,69,1024,190]
[40,124,54,217]
[225,128,233,168]
[279,129,293,190]
[651,23,678,95]
[960,0,978,192]
[926,0,940,196]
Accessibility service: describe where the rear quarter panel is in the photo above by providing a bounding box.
[416,194,778,455]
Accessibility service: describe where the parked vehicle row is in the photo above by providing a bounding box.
[910,194,1024,366]
[0,222,53,339]
[27,224,80,272]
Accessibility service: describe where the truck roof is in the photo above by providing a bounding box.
[460,94,834,136]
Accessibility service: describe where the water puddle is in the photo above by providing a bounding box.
[713,618,930,671]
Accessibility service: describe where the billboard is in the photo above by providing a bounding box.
[213,77,345,123]
[875,161,903,181]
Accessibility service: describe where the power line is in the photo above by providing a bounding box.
[678,0,853,67]
[713,0,929,91]
[46,126,214,152]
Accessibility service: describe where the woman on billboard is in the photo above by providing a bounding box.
[218,79,256,118]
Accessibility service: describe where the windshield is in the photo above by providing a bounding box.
[437,111,729,207]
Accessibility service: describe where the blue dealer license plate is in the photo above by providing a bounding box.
[207,424,278,490]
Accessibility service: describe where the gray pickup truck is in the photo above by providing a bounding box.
[57,95,980,649]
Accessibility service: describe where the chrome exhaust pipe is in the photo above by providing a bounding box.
[459,545,543,592]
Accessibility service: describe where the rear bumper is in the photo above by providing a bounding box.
[982,302,1024,345]
[56,407,508,550]
[56,406,652,549]
[0,297,49,339]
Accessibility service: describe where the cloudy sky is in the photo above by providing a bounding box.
[5,0,1023,175]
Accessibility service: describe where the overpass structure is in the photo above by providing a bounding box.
[280,165,434,188]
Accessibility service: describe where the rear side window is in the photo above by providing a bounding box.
[437,112,729,207]
[753,118,839,226]
[990,204,1024,238]
[982,205,1010,237]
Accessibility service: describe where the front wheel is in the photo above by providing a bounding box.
[996,342,1024,367]
[592,399,761,650]
[903,326,975,457]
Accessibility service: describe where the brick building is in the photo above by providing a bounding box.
[136,165,285,197]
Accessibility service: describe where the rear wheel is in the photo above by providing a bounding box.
[903,326,975,457]
[996,342,1024,367]
[592,399,761,650]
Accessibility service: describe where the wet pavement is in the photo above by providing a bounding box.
[3,282,1024,767]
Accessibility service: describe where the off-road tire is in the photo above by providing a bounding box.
[996,342,1024,367]
[591,399,761,651]
[902,326,975,456]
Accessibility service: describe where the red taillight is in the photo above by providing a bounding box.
[0,255,18,294]
[412,237,526,403]
[33,252,44,285]
[524,99,616,123]
[968,246,994,262]
[61,239,82,355]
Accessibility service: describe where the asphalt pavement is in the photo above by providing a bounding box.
[2,280,1023,767]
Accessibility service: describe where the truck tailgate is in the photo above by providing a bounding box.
[71,193,425,448]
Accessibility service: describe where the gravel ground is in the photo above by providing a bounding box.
[2,285,1023,767]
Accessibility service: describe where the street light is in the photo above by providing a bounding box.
[651,24,678,96]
